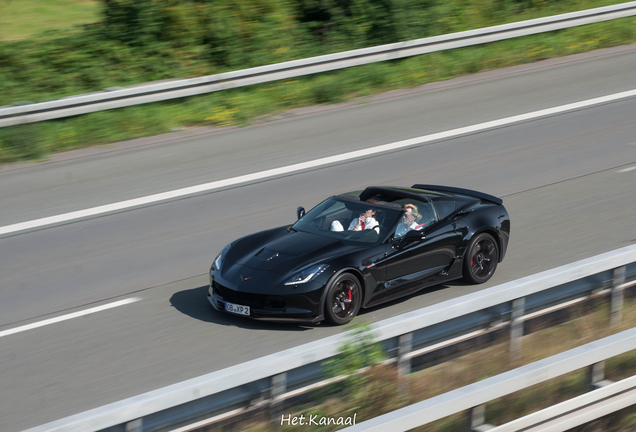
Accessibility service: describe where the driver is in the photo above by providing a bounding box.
[330,207,380,233]
[395,204,421,238]
[348,208,380,232]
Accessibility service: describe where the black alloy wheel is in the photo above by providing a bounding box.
[324,273,362,325]
[463,233,499,284]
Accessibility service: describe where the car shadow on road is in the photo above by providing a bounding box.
[169,285,313,332]
[171,279,475,328]
[356,281,468,317]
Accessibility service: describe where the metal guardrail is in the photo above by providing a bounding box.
[3,1,636,128]
[23,244,636,432]
[343,328,636,432]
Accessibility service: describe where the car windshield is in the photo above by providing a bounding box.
[293,197,402,244]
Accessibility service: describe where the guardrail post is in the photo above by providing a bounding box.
[588,361,613,390]
[397,332,413,398]
[125,419,142,432]
[611,266,626,327]
[589,361,605,390]
[582,362,607,432]
[469,404,494,431]
[271,372,287,423]
[510,298,525,361]
[397,332,413,378]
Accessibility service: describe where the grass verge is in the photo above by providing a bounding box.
[1,15,636,165]
[0,0,100,41]
[212,295,636,432]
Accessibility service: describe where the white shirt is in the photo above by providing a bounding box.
[348,217,380,232]
[395,222,418,238]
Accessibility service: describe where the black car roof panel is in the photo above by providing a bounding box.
[359,186,435,203]
[411,184,503,205]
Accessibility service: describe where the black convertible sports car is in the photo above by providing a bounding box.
[208,185,510,325]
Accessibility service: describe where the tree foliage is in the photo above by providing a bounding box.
[99,0,304,67]
[0,0,582,106]
[297,0,442,49]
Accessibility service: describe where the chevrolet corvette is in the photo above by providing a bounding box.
[208,185,510,325]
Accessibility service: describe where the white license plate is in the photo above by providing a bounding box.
[225,302,250,316]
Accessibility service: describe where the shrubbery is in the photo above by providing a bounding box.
[0,0,302,105]
[0,0,586,106]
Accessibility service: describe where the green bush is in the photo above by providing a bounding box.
[1,0,623,107]
[0,0,306,106]
[0,124,46,162]
[324,322,385,392]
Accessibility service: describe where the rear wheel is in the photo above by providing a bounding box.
[463,233,499,284]
[324,273,362,325]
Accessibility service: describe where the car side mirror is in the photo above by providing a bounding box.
[296,206,305,220]
[397,230,426,249]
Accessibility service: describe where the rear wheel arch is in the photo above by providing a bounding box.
[479,228,502,262]
[462,232,499,284]
[463,227,501,262]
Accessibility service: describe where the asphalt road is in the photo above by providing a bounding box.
[1,44,636,431]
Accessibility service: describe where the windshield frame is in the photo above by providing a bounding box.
[292,196,404,245]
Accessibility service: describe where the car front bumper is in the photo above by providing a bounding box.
[207,282,324,324]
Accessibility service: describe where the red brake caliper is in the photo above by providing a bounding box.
[347,289,352,308]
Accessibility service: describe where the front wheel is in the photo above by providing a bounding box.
[463,233,499,284]
[324,273,362,325]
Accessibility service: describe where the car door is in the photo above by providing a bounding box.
[383,218,462,298]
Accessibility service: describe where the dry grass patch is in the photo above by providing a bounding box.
[210,296,636,432]
[0,0,100,40]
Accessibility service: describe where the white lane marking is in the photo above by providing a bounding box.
[618,166,636,173]
[0,297,140,338]
[2,88,636,237]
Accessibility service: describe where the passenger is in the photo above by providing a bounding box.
[395,204,421,238]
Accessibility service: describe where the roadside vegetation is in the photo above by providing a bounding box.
[219,296,636,432]
[0,0,100,41]
[0,0,635,163]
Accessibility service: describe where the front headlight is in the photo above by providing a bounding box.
[284,264,329,285]
[212,244,231,271]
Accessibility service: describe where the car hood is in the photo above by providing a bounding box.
[232,230,359,275]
